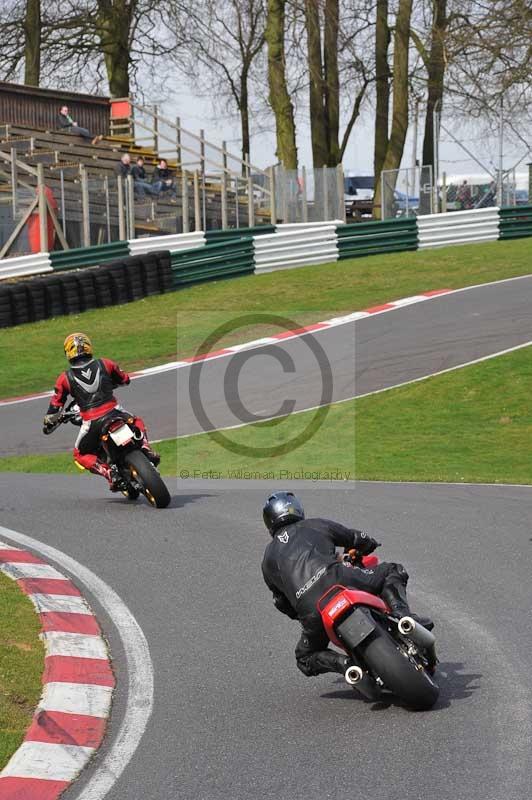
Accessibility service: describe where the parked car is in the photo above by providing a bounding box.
[344,175,374,218]
[344,175,418,218]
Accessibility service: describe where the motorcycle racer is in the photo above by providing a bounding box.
[43,333,159,490]
[261,491,434,679]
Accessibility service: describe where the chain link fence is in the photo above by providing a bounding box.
[274,165,345,223]
[381,165,528,220]
[440,173,521,212]
[381,166,433,220]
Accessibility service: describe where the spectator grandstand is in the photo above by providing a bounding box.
[0,81,273,257]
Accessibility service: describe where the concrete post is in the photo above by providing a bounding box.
[176,116,182,166]
[269,166,276,224]
[10,147,17,220]
[301,166,308,223]
[79,164,90,247]
[221,170,228,229]
[37,164,48,252]
[193,170,201,231]
[336,164,346,222]
[126,174,135,239]
[182,170,189,233]
[247,172,254,227]
[117,176,126,241]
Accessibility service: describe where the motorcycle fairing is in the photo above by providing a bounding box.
[318,585,389,648]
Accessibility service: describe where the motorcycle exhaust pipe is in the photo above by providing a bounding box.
[344,665,381,701]
[398,616,436,649]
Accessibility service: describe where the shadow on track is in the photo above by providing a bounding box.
[321,661,480,712]
[105,493,214,510]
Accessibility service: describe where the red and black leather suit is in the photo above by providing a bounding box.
[46,357,147,471]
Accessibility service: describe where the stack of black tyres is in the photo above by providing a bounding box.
[0,250,173,329]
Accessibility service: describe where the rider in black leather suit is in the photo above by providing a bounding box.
[261,491,433,678]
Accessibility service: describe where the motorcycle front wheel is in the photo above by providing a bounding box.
[123,450,170,509]
[360,625,439,711]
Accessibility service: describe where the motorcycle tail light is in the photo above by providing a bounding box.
[108,420,124,432]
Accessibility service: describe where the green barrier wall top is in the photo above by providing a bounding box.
[50,241,130,270]
[205,225,275,243]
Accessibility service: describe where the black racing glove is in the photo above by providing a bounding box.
[42,411,60,434]
[354,531,380,555]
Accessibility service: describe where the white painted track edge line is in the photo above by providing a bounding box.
[2,271,532,407]
[0,525,154,800]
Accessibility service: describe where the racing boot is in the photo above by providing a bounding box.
[90,461,122,492]
[381,580,434,631]
[298,649,353,677]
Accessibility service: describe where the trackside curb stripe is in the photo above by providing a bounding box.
[0,540,114,798]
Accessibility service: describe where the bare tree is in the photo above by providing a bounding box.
[173,0,266,165]
[417,0,447,172]
[303,0,341,166]
[0,0,180,97]
[23,0,41,86]
[265,0,298,168]
[373,0,390,187]
[373,0,413,217]
[446,0,532,126]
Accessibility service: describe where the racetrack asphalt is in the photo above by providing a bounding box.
[2,274,532,456]
[1,475,531,800]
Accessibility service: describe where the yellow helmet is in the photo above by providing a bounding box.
[64,332,93,363]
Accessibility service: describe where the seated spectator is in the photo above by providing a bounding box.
[131,156,160,201]
[57,105,102,145]
[152,158,177,201]
[115,152,132,178]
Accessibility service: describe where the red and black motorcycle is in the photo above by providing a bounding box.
[45,401,171,509]
[318,550,439,710]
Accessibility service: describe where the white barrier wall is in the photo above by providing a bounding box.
[128,231,206,255]
[0,252,52,279]
[254,224,339,273]
[417,207,500,249]
[275,219,345,232]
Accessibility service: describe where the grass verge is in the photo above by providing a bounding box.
[0,237,531,400]
[2,344,531,485]
[0,571,45,769]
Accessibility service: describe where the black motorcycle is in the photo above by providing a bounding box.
[44,401,171,508]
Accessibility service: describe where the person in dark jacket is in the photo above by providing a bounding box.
[131,156,160,200]
[261,491,433,678]
[57,105,102,145]
[43,333,160,490]
[115,152,131,178]
[152,158,177,200]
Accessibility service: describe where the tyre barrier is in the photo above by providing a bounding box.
[0,250,172,329]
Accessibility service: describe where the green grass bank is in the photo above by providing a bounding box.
[0,571,45,769]
[0,238,530,399]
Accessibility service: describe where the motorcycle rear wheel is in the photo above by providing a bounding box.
[123,450,170,509]
[360,625,439,710]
